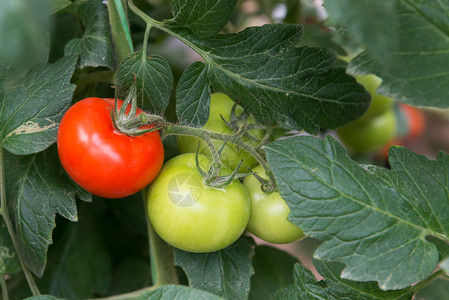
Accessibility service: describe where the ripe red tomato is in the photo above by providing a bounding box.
[57,97,164,198]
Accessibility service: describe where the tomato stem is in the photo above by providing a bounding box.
[162,124,277,192]
[0,148,41,296]
[141,191,178,287]
[0,276,9,300]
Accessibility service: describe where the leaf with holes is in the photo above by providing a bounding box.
[265,136,449,290]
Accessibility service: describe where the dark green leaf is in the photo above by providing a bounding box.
[0,55,77,155]
[174,236,255,300]
[67,0,114,69]
[115,52,173,114]
[109,258,151,295]
[415,277,449,300]
[298,25,347,56]
[0,220,21,275]
[313,259,413,299]
[249,245,299,300]
[265,137,449,290]
[324,0,398,63]
[275,263,332,300]
[169,0,237,37]
[348,0,449,108]
[5,147,89,277]
[176,62,211,127]
[135,285,223,300]
[39,203,112,299]
[276,260,414,300]
[170,24,370,133]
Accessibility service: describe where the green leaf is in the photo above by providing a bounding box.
[49,0,72,13]
[169,0,237,37]
[265,137,449,290]
[297,25,347,56]
[276,261,414,300]
[324,0,398,62]
[415,277,449,300]
[115,52,174,114]
[0,220,21,275]
[66,0,114,69]
[249,245,299,300]
[0,55,77,155]
[170,24,370,133]
[136,285,223,300]
[176,62,211,127]
[348,0,449,108]
[173,236,255,300]
[39,203,112,299]
[4,147,90,277]
[275,263,331,300]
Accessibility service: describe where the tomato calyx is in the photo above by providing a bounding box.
[111,83,167,136]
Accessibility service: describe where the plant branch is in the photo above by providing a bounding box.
[0,276,9,300]
[0,148,40,296]
[141,190,178,287]
[108,0,133,66]
[162,124,277,192]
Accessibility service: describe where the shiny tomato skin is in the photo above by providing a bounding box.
[57,97,164,198]
[147,153,250,253]
[244,165,305,244]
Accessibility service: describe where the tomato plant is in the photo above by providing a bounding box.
[244,165,305,244]
[57,97,164,198]
[1,0,449,299]
[177,92,263,172]
[147,153,250,252]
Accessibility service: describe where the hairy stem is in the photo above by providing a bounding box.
[162,124,276,190]
[141,191,178,287]
[0,149,40,295]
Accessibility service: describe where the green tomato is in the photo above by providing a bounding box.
[243,165,305,244]
[177,93,264,172]
[337,108,397,153]
[355,75,395,123]
[147,153,250,253]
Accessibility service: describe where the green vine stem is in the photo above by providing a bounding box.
[141,190,178,287]
[108,0,133,65]
[162,124,277,192]
[0,148,41,296]
[0,276,8,300]
[411,270,448,294]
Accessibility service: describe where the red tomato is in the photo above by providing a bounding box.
[57,97,164,198]
[399,103,425,142]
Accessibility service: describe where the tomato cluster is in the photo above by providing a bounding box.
[57,94,305,253]
[148,93,305,252]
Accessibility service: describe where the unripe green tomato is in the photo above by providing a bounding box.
[337,108,397,153]
[147,153,250,253]
[355,75,395,123]
[243,165,305,244]
[177,93,264,172]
